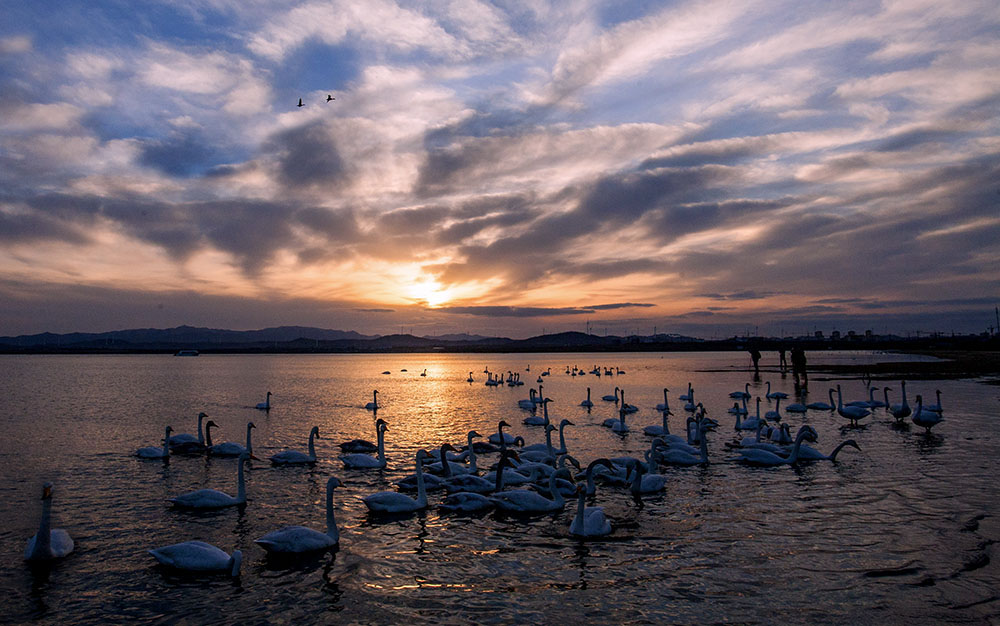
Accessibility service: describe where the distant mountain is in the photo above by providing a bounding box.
[421,333,493,342]
[0,325,377,348]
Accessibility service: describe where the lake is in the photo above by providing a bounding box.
[1,351,997,624]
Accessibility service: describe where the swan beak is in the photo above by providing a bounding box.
[250,454,262,461]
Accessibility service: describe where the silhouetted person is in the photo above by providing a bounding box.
[297,98,304,107]
[791,347,807,390]
[326,94,335,102]
[749,347,761,375]
[779,347,787,371]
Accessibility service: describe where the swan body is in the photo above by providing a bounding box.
[149,541,242,577]
[654,387,671,412]
[678,383,692,402]
[644,398,674,437]
[364,450,433,513]
[339,418,387,453]
[658,423,710,466]
[255,476,341,553]
[270,426,320,465]
[836,385,870,426]
[911,395,944,433]
[795,439,861,461]
[519,389,538,410]
[603,407,629,433]
[340,419,387,469]
[923,389,944,413]
[169,453,249,509]
[137,426,172,459]
[256,392,272,410]
[439,491,494,514]
[730,382,751,399]
[735,398,764,431]
[581,388,594,408]
[24,483,74,561]
[490,471,566,514]
[764,397,783,421]
[601,387,620,402]
[785,401,807,413]
[628,461,667,495]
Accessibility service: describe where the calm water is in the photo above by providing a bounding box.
[1,352,997,624]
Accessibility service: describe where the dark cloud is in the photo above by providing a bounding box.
[434,305,596,317]
[588,302,655,310]
[266,121,348,190]
[138,130,222,177]
[700,291,782,301]
[0,210,90,244]
[355,308,395,313]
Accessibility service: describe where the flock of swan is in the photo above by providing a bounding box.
[24,365,946,580]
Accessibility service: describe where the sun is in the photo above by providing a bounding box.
[408,279,449,307]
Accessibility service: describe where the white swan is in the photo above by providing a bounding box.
[836,385,870,426]
[805,388,836,411]
[601,387,620,402]
[795,439,861,462]
[207,421,255,457]
[270,426,320,465]
[169,452,249,509]
[628,459,667,495]
[363,450,433,513]
[365,390,379,411]
[519,388,538,410]
[136,426,172,459]
[888,380,911,420]
[678,383,692,401]
[522,397,549,426]
[683,388,697,412]
[256,391,272,410]
[24,482,74,561]
[340,419,387,469]
[255,476,341,554]
[169,412,208,452]
[658,422,710,466]
[735,398,764,431]
[602,406,629,433]
[729,382,751,399]
[580,387,594,408]
[654,387,671,412]
[149,541,242,577]
[912,395,944,433]
[764,397,783,421]
[765,381,788,399]
[923,389,944,413]
[569,481,611,538]
[620,389,638,414]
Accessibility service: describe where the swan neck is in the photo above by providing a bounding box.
[197,414,205,444]
[415,456,427,507]
[236,457,246,503]
[377,428,386,462]
[205,424,213,447]
[162,427,171,456]
[308,430,316,459]
[245,424,253,453]
[558,423,568,453]
[32,497,53,558]
[549,472,564,506]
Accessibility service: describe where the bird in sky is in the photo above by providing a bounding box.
[297,98,304,107]
[326,94,335,102]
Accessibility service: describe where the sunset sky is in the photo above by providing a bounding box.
[2,1,998,338]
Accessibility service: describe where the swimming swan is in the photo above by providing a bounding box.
[256,392,272,410]
[169,452,249,509]
[365,390,379,411]
[169,412,208,452]
[270,426,320,465]
[207,421,255,457]
[255,476,342,554]
[911,395,944,433]
[136,426,172,459]
[836,385,870,426]
[24,482,74,561]
[363,450,433,514]
[340,419,387,469]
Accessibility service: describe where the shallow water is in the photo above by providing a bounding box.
[0,351,997,624]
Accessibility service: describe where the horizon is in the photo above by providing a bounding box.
[2,2,999,338]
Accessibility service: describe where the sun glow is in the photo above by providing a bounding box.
[408,278,450,307]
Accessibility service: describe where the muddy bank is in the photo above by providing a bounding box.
[811,351,1000,384]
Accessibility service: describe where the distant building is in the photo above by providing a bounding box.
[847,330,857,339]
[814,330,823,339]
[865,330,873,340]
[831,330,841,340]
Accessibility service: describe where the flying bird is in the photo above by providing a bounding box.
[326,94,335,102]
[297,98,304,107]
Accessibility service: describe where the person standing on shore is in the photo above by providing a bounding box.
[779,347,787,372]
[749,347,761,376]
[791,346,807,390]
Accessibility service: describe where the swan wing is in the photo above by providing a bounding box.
[149,541,230,571]
[170,488,237,509]
[255,526,335,553]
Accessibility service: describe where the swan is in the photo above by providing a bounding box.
[923,389,944,413]
[525,418,573,456]
[603,406,629,433]
[866,386,888,409]
[795,439,861,462]
[523,397,549,426]
[912,395,944,433]
[888,380,911,420]
[490,470,566,514]
[136,426,172,459]
[339,418,385,454]
[365,390,379,411]
[768,422,793,444]
[169,412,208,452]
[208,421,255,457]
[735,398,764,431]
[363,450,433,513]
[149,541,242,577]
[467,371,474,383]
[169,452,249,509]
[256,392,272,410]
[421,369,427,377]
[601,387,620,402]
[442,452,517,509]
[620,389,638,414]
[519,388,538,410]
[627,459,667,495]
[255,476,342,554]
[764,397,783,421]
[735,425,818,466]
[729,382,751,399]
[765,381,788,400]
[270,426,320,465]
[785,401,807,413]
[581,388,594,408]
[643,404,674,437]
[805,389,837,410]
[427,443,474,476]
[655,388,671,412]
[658,422,711,466]
[683,388,697,412]
[24,482,74,561]
[836,385,870,426]
[569,483,612,538]
[678,383,692,401]
[340,419,387,469]
[488,420,519,446]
